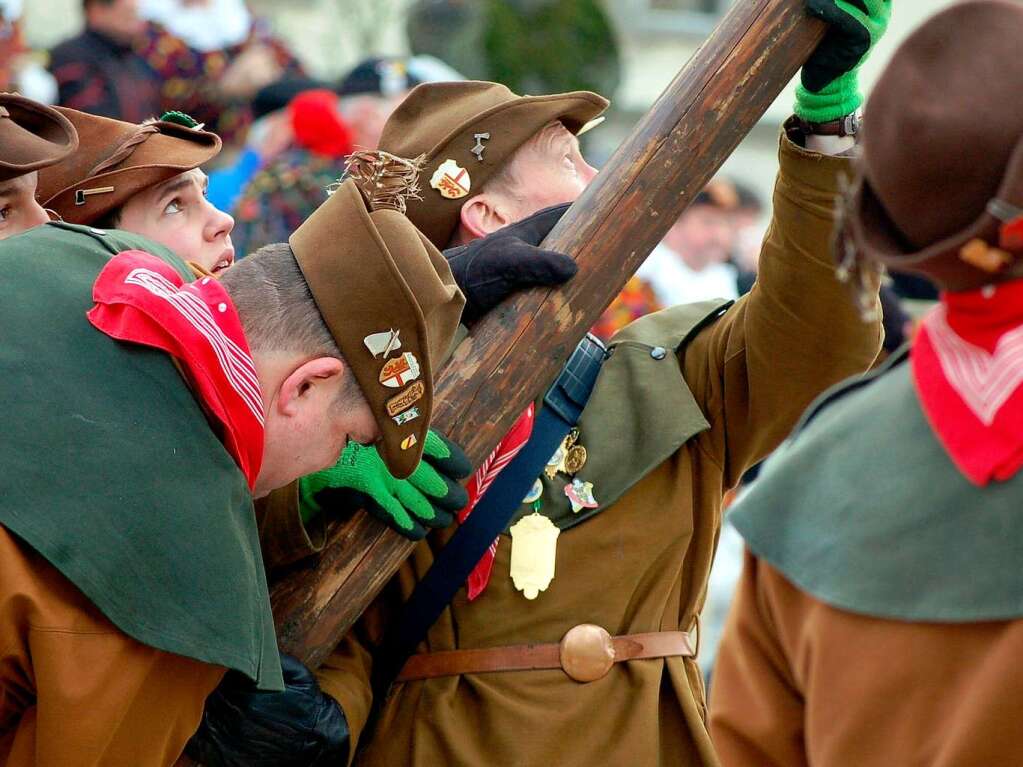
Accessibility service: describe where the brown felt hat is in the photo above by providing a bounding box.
[0,93,78,183]
[376,80,608,247]
[289,179,465,478]
[845,0,1023,291]
[36,108,221,225]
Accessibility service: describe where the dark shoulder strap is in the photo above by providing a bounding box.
[370,335,609,701]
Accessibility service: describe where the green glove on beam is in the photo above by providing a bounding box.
[796,0,891,123]
[299,430,472,541]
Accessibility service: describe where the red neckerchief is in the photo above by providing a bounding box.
[457,403,534,600]
[87,251,265,490]
[911,278,1023,486]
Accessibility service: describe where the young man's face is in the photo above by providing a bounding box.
[0,172,50,241]
[117,168,236,274]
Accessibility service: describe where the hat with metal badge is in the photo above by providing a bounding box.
[842,0,1023,292]
[375,80,608,248]
[288,164,465,478]
[0,93,78,183]
[37,108,221,225]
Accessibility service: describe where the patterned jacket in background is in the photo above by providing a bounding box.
[49,28,162,122]
[231,148,342,258]
[135,20,306,150]
[591,275,663,342]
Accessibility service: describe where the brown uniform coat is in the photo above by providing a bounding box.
[266,133,882,766]
[0,526,225,766]
[710,551,1023,766]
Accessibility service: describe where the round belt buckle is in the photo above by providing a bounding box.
[559,624,615,683]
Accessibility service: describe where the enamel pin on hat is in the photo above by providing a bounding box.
[380,352,421,388]
[430,159,470,199]
[386,380,425,417]
[364,329,402,358]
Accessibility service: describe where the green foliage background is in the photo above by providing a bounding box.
[408,0,620,99]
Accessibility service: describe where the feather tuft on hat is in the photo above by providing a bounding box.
[337,150,426,215]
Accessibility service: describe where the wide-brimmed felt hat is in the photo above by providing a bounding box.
[0,93,78,183]
[37,108,221,225]
[376,80,608,247]
[289,178,465,478]
[844,0,1023,291]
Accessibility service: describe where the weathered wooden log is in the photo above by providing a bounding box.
[270,0,826,668]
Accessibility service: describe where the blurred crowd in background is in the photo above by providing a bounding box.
[4,0,929,679]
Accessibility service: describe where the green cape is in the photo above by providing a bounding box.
[731,348,1023,622]
[0,222,283,690]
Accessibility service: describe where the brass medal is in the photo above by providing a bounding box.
[563,445,587,475]
[509,512,560,600]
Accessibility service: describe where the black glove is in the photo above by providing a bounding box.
[185,654,349,767]
[444,203,577,325]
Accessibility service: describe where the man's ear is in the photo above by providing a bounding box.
[459,194,514,240]
[276,357,344,416]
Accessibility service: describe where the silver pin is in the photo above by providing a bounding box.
[471,132,490,162]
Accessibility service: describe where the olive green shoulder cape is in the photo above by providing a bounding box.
[0,222,283,690]
[505,299,733,533]
[731,348,1023,622]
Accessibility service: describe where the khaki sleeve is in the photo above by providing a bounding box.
[314,584,399,764]
[254,481,325,571]
[682,131,882,486]
[708,549,809,767]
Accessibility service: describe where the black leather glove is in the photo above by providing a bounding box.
[185,653,349,767]
[444,203,577,325]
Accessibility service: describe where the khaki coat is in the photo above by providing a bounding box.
[0,526,225,766]
[710,551,1023,766]
[265,133,883,767]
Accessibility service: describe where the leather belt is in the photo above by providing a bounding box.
[396,624,695,684]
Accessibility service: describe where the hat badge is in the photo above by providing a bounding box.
[430,159,471,199]
[471,133,490,162]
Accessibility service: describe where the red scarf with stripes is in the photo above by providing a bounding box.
[912,278,1023,485]
[458,403,535,600]
[87,251,265,489]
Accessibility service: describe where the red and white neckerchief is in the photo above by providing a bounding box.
[87,250,265,490]
[911,278,1023,486]
[457,403,535,600]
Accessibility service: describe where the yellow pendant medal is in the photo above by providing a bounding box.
[509,430,595,600]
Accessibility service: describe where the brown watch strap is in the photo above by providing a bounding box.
[796,111,862,137]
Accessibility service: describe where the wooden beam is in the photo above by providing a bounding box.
[270,0,826,669]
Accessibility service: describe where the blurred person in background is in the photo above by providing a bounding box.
[48,0,160,122]
[0,0,58,103]
[205,76,326,214]
[729,180,765,295]
[230,56,464,258]
[230,85,353,258]
[135,0,305,153]
[640,179,741,306]
[593,179,741,340]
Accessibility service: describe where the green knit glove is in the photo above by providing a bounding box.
[299,431,471,541]
[795,0,891,123]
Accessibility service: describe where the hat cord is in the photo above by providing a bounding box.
[89,125,160,176]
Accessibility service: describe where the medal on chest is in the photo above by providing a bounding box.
[509,512,560,600]
[509,429,598,599]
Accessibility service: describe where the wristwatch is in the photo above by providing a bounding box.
[796,110,862,137]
